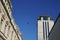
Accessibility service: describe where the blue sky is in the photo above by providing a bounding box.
[11,0,60,40]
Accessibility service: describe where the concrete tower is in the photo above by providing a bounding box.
[37,15,54,40]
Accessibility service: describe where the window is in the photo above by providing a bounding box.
[43,22,45,40]
[46,22,49,40]
[0,9,2,13]
[0,18,2,30]
[1,14,5,24]
[6,21,8,25]
[45,22,47,40]
[7,26,10,36]
[11,31,13,40]
[47,22,49,34]
[1,18,3,24]
[6,2,8,5]
[2,15,5,20]
[4,24,7,34]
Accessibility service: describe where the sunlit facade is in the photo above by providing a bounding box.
[37,15,54,40]
[0,0,22,40]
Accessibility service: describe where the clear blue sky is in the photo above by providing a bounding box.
[11,0,60,40]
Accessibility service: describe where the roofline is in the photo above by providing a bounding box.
[37,14,54,20]
[37,16,53,20]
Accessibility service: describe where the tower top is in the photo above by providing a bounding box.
[38,14,53,20]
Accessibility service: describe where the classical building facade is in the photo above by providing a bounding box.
[0,0,22,40]
[37,15,54,40]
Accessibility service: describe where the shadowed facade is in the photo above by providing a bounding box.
[48,14,60,40]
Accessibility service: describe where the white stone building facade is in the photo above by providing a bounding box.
[0,0,22,40]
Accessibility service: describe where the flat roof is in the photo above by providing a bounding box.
[38,15,53,20]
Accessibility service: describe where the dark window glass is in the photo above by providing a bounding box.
[43,22,45,40]
[1,18,3,24]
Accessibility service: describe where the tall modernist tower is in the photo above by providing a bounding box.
[0,0,22,40]
[37,15,54,40]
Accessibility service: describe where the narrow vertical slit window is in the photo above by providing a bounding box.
[4,24,7,34]
[47,22,49,35]
[11,31,13,40]
[43,22,45,40]
[7,26,10,36]
[47,22,49,40]
[45,22,47,40]
[0,10,1,13]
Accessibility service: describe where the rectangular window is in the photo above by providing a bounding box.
[2,15,5,20]
[6,21,8,25]
[11,31,13,40]
[1,18,3,24]
[4,24,7,34]
[7,26,10,36]
[0,10,1,13]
